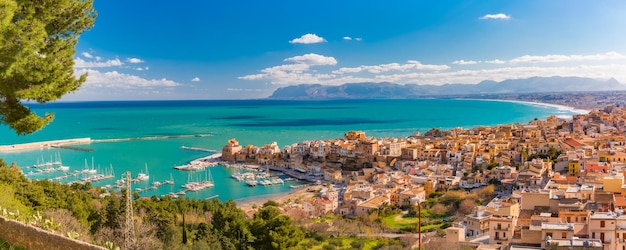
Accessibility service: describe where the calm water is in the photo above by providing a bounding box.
[0,99,580,201]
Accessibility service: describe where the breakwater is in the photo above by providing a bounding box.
[0,138,92,153]
[0,134,213,153]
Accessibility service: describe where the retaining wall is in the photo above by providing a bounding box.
[0,216,105,250]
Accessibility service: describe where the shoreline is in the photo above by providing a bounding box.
[234,185,317,213]
[457,98,590,116]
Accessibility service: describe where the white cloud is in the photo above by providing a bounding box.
[95,56,102,61]
[289,33,326,44]
[343,36,362,41]
[284,53,337,66]
[485,59,506,64]
[81,52,93,58]
[136,68,144,71]
[127,58,144,64]
[74,58,123,68]
[239,51,626,86]
[479,13,511,20]
[77,69,180,89]
[191,77,200,82]
[332,60,449,74]
[452,60,479,65]
[369,64,626,85]
[509,51,626,64]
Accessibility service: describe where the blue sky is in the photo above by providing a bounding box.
[65,0,626,100]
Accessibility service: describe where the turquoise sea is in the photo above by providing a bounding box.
[0,99,581,202]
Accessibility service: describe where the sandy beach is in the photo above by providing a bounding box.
[235,185,320,213]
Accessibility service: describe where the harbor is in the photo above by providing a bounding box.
[15,148,310,202]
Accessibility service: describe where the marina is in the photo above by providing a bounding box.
[16,150,308,201]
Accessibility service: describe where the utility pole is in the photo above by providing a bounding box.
[123,171,135,250]
[418,201,422,250]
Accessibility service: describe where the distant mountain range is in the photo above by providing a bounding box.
[268,76,626,99]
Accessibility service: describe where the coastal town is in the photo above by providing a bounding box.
[220,104,626,250]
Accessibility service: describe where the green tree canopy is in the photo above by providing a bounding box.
[0,0,96,135]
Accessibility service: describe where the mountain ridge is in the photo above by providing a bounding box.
[268,76,626,99]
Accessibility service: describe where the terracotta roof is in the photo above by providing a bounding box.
[615,194,626,208]
[564,138,584,148]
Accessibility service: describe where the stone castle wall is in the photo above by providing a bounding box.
[0,216,105,250]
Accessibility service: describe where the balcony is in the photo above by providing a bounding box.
[494,226,511,231]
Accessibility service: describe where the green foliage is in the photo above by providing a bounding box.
[0,183,32,219]
[0,159,328,250]
[350,239,365,249]
[528,147,562,164]
[0,0,96,135]
[375,202,399,217]
[251,207,304,250]
[67,231,80,240]
[263,200,280,207]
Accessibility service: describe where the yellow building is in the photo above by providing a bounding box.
[603,173,624,194]
[568,159,580,177]
[344,130,366,140]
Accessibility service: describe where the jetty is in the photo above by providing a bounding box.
[0,138,92,153]
[180,146,218,153]
[50,145,94,152]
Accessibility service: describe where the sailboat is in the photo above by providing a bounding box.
[163,173,174,185]
[135,164,150,181]
[56,152,70,171]
[183,168,214,191]
[83,157,97,174]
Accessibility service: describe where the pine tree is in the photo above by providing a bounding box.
[0,0,96,135]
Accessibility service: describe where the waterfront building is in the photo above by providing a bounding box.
[221,138,242,162]
[344,130,366,140]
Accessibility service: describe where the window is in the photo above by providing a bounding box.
[601,220,605,227]
[601,232,605,242]
[566,217,571,223]
[592,232,596,238]
[547,232,553,238]
[562,232,567,239]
